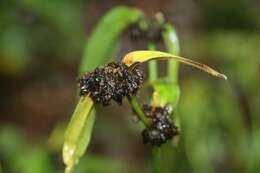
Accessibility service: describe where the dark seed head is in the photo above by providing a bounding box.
[129,23,146,40]
[78,62,144,106]
[129,17,165,42]
[146,24,164,42]
[141,104,178,146]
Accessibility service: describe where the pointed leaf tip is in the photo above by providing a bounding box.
[122,50,227,80]
[218,73,227,80]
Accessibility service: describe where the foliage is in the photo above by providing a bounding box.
[63,6,226,173]
[1,2,260,173]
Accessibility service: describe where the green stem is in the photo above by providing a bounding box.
[148,43,157,81]
[162,24,180,82]
[148,42,162,173]
[152,147,161,173]
[127,96,151,126]
[127,96,162,173]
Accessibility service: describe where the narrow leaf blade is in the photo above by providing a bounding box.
[63,96,94,173]
[80,6,143,73]
[122,50,227,80]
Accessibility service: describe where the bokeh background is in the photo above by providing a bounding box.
[0,0,260,173]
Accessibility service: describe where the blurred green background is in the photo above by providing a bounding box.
[0,0,260,173]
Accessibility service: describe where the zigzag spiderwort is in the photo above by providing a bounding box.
[63,50,227,173]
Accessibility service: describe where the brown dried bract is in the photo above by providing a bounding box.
[141,104,178,146]
[78,62,143,106]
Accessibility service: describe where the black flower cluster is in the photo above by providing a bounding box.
[141,104,178,146]
[129,17,165,42]
[78,62,143,106]
[130,23,164,42]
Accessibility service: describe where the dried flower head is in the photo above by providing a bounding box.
[141,104,178,146]
[78,62,143,106]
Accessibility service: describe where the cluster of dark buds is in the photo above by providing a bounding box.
[78,62,143,106]
[141,104,178,146]
[129,16,165,42]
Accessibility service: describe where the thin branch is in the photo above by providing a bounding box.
[127,96,151,126]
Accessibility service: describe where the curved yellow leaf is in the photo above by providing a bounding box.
[122,50,227,80]
[63,96,95,173]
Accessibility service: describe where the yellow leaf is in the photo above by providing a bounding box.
[122,50,227,80]
[63,96,95,173]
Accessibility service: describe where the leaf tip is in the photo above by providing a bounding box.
[218,73,227,80]
[65,166,73,173]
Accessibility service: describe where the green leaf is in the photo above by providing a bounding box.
[153,80,180,108]
[63,96,95,173]
[80,6,143,73]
